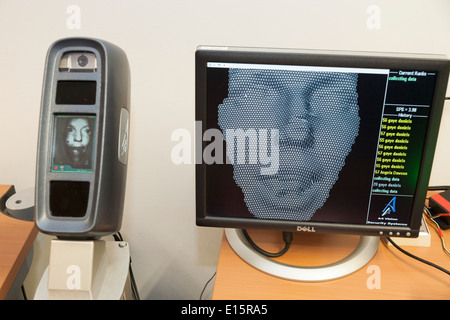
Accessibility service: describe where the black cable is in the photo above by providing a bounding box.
[113,233,124,241]
[386,237,450,276]
[21,284,27,300]
[113,232,140,300]
[128,261,140,300]
[199,272,216,300]
[242,229,293,258]
[427,185,450,191]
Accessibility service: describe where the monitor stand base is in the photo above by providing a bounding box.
[225,228,380,282]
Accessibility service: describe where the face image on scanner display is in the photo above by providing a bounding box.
[52,115,95,171]
[218,69,360,221]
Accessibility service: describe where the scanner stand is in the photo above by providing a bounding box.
[34,239,132,300]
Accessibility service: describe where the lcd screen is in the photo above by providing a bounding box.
[56,81,96,105]
[50,181,90,217]
[51,115,96,172]
[203,63,437,227]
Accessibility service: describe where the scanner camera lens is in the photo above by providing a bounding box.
[77,55,89,67]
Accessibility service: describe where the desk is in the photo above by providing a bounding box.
[0,185,38,299]
[213,193,450,300]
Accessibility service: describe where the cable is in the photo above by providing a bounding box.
[242,229,293,258]
[128,261,140,300]
[199,272,216,300]
[427,185,450,191]
[386,237,450,276]
[423,206,450,256]
[21,284,27,300]
[113,232,141,300]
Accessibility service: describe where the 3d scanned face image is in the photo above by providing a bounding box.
[218,68,360,221]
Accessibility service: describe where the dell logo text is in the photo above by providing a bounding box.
[297,226,316,232]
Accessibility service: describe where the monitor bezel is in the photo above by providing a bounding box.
[195,46,450,238]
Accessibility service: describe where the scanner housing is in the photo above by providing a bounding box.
[35,38,130,239]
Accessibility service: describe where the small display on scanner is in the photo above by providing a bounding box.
[56,81,96,105]
[51,115,95,173]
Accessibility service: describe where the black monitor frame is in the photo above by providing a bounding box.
[195,46,450,238]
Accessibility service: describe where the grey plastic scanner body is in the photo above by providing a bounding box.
[35,38,130,239]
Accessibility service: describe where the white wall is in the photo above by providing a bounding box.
[0,0,449,299]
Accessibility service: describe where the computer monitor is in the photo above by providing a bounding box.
[195,46,449,280]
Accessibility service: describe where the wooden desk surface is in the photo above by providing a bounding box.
[213,197,450,300]
[0,185,38,299]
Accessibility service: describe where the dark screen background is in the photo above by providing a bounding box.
[56,81,96,105]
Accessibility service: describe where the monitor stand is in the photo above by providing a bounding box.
[225,228,380,282]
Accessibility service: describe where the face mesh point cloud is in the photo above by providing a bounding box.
[218,69,360,221]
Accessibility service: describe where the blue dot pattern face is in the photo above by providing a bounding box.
[218,68,360,221]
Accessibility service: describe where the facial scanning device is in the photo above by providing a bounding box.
[35,38,130,239]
